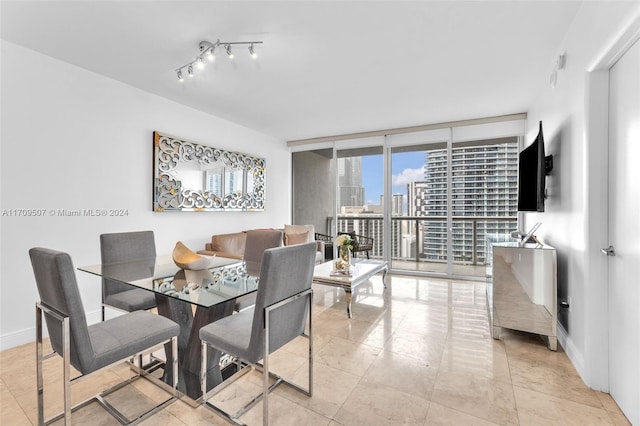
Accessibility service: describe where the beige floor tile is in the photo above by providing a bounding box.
[596,390,627,415]
[279,362,361,418]
[137,408,187,425]
[396,304,452,337]
[450,281,488,309]
[513,385,614,426]
[239,391,332,426]
[607,410,632,426]
[439,334,511,383]
[333,381,430,426]
[0,344,33,376]
[165,399,229,425]
[13,367,133,424]
[595,393,632,426]
[262,348,309,382]
[314,309,360,338]
[330,318,394,349]
[425,401,501,425]
[361,349,438,399]
[101,384,165,420]
[49,401,120,426]
[448,307,491,339]
[316,336,380,377]
[0,379,32,426]
[507,350,602,408]
[431,371,518,425]
[383,328,447,367]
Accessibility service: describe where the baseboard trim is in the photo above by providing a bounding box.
[557,322,587,385]
[0,308,103,351]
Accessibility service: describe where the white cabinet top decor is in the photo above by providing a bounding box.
[153,131,265,212]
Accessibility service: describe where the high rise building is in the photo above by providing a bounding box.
[421,142,518,263]
[392,194,404,216]
[407,181,429,216]
[337,157,364,208]
[336,141,518,269]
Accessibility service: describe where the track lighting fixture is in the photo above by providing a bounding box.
[175,39,263,82]
[206,48,215,62]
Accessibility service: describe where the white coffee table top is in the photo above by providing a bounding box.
[312,259,388,317]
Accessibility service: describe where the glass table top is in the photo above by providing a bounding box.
[78,255,258,308]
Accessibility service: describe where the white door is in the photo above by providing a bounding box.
[608,37,640,426]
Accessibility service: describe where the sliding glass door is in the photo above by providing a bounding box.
[335,145,384,259]
[291,117,523,279]
[390,142,449,274]
[450,138,519,276]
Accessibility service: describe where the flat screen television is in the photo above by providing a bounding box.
[518,121,552,212]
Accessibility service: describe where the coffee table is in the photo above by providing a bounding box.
[313,259,388,318]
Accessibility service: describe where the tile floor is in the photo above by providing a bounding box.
[0,274,631,425]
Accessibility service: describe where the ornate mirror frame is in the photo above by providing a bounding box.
[153,131,265,212]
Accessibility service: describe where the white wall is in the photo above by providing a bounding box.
[525,2,640,390]
[0,41,291,349]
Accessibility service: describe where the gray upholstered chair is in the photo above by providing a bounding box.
[200,242,316,425]
[30,247,180,425]
[100,231,157,320]
[235,229,283,312]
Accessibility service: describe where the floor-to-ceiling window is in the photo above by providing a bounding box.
[291,115,524,279]
[389,141,449,274]
[335,145,384,258]
[449,138,519,276]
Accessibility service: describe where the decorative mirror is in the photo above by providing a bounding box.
[153,132,265,211]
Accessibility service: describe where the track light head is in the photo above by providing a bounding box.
[249,43,257,59]
[187,65,194,77]
[177,70,184,82]
[225,44,234,59]
[197,57,205,69]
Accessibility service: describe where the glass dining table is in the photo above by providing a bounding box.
[78,255,258,402]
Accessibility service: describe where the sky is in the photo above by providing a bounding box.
[361,152,425,205]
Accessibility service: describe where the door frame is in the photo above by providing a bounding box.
[584,14,640,392]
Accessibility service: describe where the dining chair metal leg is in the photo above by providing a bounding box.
[36,303,72,426]
[36,302,179,426]
[200,289,313,425]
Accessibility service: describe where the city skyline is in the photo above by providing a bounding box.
[338,141,519,266]
[361,153,424,206]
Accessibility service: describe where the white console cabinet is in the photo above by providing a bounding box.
[487,242,557,350]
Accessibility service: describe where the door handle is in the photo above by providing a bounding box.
[600,245,616,256]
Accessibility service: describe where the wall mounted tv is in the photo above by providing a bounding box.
[517,121,553,212]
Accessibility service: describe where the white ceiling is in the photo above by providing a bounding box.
[1,1,583,142]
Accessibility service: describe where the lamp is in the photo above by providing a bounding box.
[175,39,263,82]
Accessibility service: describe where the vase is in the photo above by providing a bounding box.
[335,245,352,272]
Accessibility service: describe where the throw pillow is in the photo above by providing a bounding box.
[285,231,309,246]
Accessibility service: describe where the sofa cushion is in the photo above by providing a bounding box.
[197,231,246,259]
[212,232,246,253]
